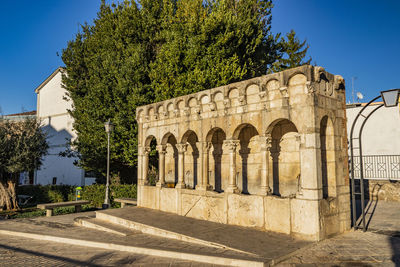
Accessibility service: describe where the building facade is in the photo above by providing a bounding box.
[136,65,351,241]
[346,102,400,180]
[34,68,95,186]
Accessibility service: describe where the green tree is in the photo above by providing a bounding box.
[0,118,48,210]
[61,0,311,181]
[270,29,311,72]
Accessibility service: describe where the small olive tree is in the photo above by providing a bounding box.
[0,118,48,210]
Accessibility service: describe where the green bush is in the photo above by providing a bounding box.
[16,184,137,208]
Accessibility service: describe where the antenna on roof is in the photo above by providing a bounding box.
[351,77,358,103]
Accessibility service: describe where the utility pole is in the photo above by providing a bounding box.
[351,77,357,104]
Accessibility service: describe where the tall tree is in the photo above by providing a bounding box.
[270,29,311,72]
[0,118,48,210]
[62,0,311,181]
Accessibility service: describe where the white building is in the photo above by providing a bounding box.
[346,102,400,180]
[34,67,95,185]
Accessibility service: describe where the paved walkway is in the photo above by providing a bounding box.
[0,234,215,266]
[0,201,398,266]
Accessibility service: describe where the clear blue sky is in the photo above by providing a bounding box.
[1,0,399,115]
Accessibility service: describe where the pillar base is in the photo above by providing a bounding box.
[175,182,186,189]
[225,186,239,193]
[196,184,213,191]
[259,186,272,196]
[156,181,165,188]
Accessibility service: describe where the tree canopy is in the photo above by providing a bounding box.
[0,118,48,210]
[61,0,311,182]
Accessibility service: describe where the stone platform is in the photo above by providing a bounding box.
[0,208,310,266]
[79,206,310,261]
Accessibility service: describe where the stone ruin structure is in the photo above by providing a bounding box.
[135,65,351,241]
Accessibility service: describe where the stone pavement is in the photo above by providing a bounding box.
[276,230,400,266]
[0,211,267,266]
[0,200,398,266]
[276,200,400,267]
[0,234,215,267]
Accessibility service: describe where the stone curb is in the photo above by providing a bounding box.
[0,229,268,267]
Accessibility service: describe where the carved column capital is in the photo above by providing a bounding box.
[156,144,167,154]
[306,81,317,96]
[196,141,212,153]
[223,140,240,152]
[260,135,273,151]
[176,143,188,153]
[143,146,151,155]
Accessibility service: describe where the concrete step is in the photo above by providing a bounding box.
[74,216,139,236]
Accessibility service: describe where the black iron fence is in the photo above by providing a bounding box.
[352,155,400,180]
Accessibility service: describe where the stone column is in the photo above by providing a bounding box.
[298,132,322,200]
[142,146,151,185]
[224,140,240,193]
[176,143,188,189]
[196,141,212,191]
[137,146,143,185]
[260,135,272,195]
[156,145,166,187]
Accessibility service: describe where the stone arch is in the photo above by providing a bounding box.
[206,127,226,192]
[266,79,281,101]
[187,97,198,114]
[245,83,260,104]
[181,130,199,189]
[200,94,211,112]
[233,123,260,194]
[144,135,158,186]
[213,91,224,110]
[227,87,240,107]
[161,132,178,185]
[320,115,337,198]
[267,119,300,197]
[288,73,307,86]
[136,109,144,123]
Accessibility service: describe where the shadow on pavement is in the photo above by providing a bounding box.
[0,243,105,267]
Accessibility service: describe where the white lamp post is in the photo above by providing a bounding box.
[103,119,114,209]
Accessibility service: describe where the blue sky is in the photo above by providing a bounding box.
[1,0,399,115]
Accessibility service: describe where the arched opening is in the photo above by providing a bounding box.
[320,116,336,198]
[161,133,178,186]
[269,119,300,197]
[144,135,158,186]
[206,128,226,192]
[181,130,199,189]
[233,124,260,194]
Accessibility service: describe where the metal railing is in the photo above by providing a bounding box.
[351,155,400,180]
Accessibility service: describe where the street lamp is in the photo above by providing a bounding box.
[103,119,114,209]
[381,89,400,107]
[349,88,399,232]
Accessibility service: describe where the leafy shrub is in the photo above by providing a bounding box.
[16,184,137,208]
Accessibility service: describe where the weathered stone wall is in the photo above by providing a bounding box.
[136,65,350,241]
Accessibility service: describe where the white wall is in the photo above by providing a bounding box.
[35,70,88,186]
[346,103,400,155]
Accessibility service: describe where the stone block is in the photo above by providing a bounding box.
[227,194,264,228]
[264,196,291,234]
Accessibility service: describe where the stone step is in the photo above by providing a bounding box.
[0,229,267,267]
[74,216,139,236]
[94,206,309,261]
[95,210,247,253]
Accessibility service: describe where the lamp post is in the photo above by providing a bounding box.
[103,119,114,209]
[350,89,399,231]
